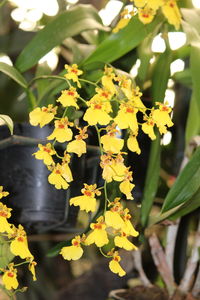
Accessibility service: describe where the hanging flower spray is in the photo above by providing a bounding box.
[30,63,173,276]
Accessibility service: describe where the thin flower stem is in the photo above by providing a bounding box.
[103,181,110,214]
[99,247,112,258]
[94,126,110,214]
[28,75,68,88]
[14,261,29,268]
[78,96,87,105]
[94,125,103,156]
[79,78,98,87]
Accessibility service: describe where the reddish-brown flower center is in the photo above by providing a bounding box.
[126,107,134,113]
[7,272,14,278]
[67,91,75,96]
[114,256,120,262]
[169,2,174,8]
[43,147,51,153]
[71,69,78,74]
[73,241,79,247]
[101,92,109,98]
[84,190,92,197]
[17,236,24,242]
[142,14,149,18]
[55,170,61,174]
[161,106,169,112]
[94,224,102,230]
[58,124,65,129]
[0,211,7,217]
[149,120,154,126]
[94,104,102,110]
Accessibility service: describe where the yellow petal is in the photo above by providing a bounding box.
[29,108,54,128]
[47,128,73,143]
[142,123,156,140]
[83,108,111,126]
[119,180,135,200]
[60,245,83,260]
[114,236,137,251]
[29,261,37,281]
[67,140,86,157]
[105,211,125,230]
[2,271,18,290]
[0,217,13,233]
[70,195,96,212]
[113,18,130,33]
[127,135,141,154]
[85,229,109,247]
[48,172,69,189]
[138,7,155,24]
[101,135,124,154]
[10,237,33,259]
[162,0,181,30]
[133,0,146,7]
[123,220,139,237]
[109,260,126,277]
[115,110,138,132]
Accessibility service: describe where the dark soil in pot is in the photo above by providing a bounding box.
[112,286,200,300]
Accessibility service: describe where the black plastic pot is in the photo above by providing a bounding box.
[0,123,86,233]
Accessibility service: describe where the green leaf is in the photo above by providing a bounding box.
[185,93,200,145]
[82,15,161,68]
[141,135,161,227]
[169,187,200,220]
[0,62,27,88]
[15,5,106,72]
[0,238,14,268]
[190,43,200,115]
[137,22,161,83]
[35,62,52,98]
[141,49,172,227]
[0,114,13,134]
[47,240,71,257]
[161,146,200,213]
[149,187,200,225]
[173,69,192,88]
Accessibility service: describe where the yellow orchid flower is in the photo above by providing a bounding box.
[161,0,181,30]
[70,184,100,213]
[85,217,109,247]
[127,134,141,154]
[29,105,57,128]
[47,117,74,143]
[10,225,33,259]
[0,203,13,233]
[57,87,79,109]
[114,232,138,251]
[2,264,18,290]
[60,236,84,261]
[48,163,70,189]
[33,143,56,165]
[109,252,126,277]
[64,64,83,88]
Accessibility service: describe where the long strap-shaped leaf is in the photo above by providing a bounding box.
[141,49,172,227]
[0,62,27,88]
[82,15,161,68]
[15,5,106,72]
[161,146,200,213]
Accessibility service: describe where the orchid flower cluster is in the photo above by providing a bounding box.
[0,186,36,295]
[29,63,173,276]
[113,0,181,33]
